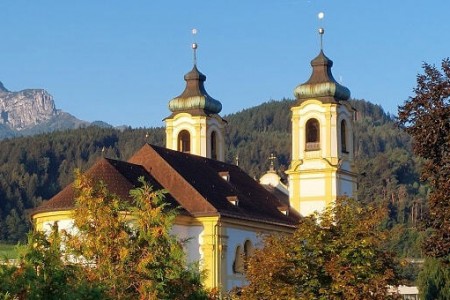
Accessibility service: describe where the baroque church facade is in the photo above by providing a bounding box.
[32,32,357,292]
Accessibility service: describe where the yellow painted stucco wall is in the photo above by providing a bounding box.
[287,99,357,216]
[32,210,293,294]
[165,113,226,161]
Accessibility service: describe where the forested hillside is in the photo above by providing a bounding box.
[0,99,426,261]
[0,127,165,241]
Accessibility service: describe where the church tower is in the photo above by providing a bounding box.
[165,40,226,161]
[286,27,357,216]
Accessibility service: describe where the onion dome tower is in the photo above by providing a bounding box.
[165,31,226,161]
[286,16,357,216]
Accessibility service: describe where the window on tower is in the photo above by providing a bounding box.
[178,130,191,153]
[341,120,348,153]
[211,131,218,160]
[305,118,320,151]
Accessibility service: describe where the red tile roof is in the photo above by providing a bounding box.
[129,144,299,226]
[34,144,299,227]
[32,158,176,215]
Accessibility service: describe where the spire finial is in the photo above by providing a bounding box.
[268,153,276,171]
[191,28,198,66]
[318,12,325,51]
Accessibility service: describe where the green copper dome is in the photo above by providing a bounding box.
[294,50,350,103]
[168,65,222,115]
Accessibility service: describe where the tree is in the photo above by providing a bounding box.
[0,224,105,300]
[398,58,450,262]
[0,172,209,299]
[417,258,450,300]
[65,171,208,299]
[239,198,402,300]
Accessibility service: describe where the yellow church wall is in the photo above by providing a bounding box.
[299,159,328,170]
[33,210,223,291]
[33,210,74,232]
[337,171,358,198]
[165,113,225,161]
[288,97,357,216]
[165,113,206,156]
[205,117,226,161]
[297,169,335,214]
[195,216,221,290]
[299,177,326,197]
[193,215,295,292]
[218,217,295,291]
[299,200,327,216]
[338,175,356,197]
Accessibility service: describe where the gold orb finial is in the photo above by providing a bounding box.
[317,12,325,50]
[191,28,198,65]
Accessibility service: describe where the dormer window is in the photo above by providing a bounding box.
[278,207,289,216]
[219,171,230,182]
[227,196,239,206]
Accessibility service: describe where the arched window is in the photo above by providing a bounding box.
[341,120,348,153]
[233,245,244,274]
[243,240,254,271]
[305,118,320,151]
[177,130,190,153]
[211,131,217,160]
[233,240,254,274]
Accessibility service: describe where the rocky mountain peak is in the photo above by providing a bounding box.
[0,82,58,130]
[0,81,9,93]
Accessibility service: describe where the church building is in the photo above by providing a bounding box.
[32,29,356,293]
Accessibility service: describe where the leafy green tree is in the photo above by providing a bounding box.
[5,209,27,243]
[0,224,105,300]
[1,172,209,299]
[65,171,208,299]
[418,258,450,300]
[398,58,450,262]
[239,198,402,300]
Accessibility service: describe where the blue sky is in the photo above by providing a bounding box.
[1,1,449,127]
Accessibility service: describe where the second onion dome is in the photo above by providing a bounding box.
[294,50,350,104]
[168,64,222,116]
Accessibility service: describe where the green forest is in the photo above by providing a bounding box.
[0,98,426,263]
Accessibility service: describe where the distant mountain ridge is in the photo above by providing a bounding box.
[0,81,105,139]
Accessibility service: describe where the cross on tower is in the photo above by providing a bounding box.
[268,153,276,171]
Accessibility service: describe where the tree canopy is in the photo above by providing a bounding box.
[417,258,450,300]
[239,198,402,300]
[0,173,209,299]
[398,58,450,263]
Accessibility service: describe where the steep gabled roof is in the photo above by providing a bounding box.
[129,144,299,226]
[32,158,176,215]
[35,144,299,227]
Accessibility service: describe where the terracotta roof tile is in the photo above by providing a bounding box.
[32,158,178,216]
[131,144,299,226]
[35,145,299,227]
